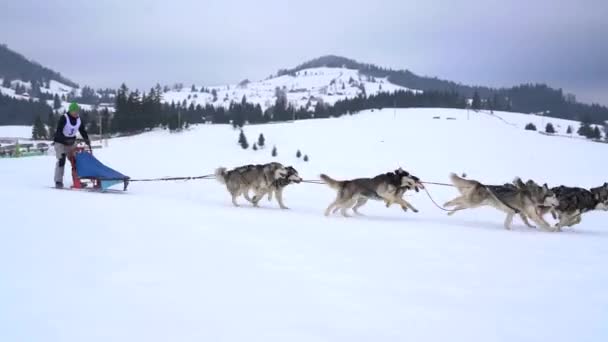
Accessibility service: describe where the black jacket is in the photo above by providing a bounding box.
[53,114,90,145]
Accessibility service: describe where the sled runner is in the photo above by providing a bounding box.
[68,147,130,191]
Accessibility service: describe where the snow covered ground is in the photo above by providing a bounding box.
[1,108,607,342]
[0,125,34,139]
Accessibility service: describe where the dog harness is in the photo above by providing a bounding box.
[62,114,81,138]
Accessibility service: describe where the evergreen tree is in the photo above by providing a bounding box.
[566,125,573,134]
[46,111,56,131]
[252,143,258,151]
[472,91,481,110]
[525,123,537,131]
[545,123,555,134]
[238,130,249,149]
[296,150,301,158]
[31,115,47,139]
[88,112,100,134]
[191,84,197,92]
[578,121,594,138]
[53,94,62,110]
[271,146,277,157]
[2,77,10,88]
[593,126,602,140]
[303,155,309,162]
[258,133,265,148]
[211,89,218,102]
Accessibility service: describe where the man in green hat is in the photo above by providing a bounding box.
[52,102,91,188]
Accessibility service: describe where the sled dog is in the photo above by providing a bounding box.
[443,173,559,231]
[215,162,288,207]
[536,183,608,230]
[252,166,303,209]
[320,168,423,217]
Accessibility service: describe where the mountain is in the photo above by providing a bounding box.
[277,55,489,97]
[162,66,419,112]
[0,44,78,88]
[277,55,608,123]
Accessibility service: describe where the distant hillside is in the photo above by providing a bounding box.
[279,55,608,123]
[0,44,78,88]
[277,55,492,97]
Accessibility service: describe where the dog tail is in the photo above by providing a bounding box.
[320,174,344,190]
[215,167,228,184]
[449,172,477,192]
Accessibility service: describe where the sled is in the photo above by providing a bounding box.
[68,147,130,191]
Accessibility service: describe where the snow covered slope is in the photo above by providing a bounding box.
[1,108,607,342]
[162,67,418,111]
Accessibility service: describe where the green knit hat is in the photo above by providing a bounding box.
[68,102,80,112]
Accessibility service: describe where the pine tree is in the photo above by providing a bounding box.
[1,78,10,88]
[258,133,265,148]
[566,125,573,134]
[303,155,309,162]
[212,89,218,102]
[271,146,277,157]
[471,91,481,110]
[525,123,537,131]
[593,126,602,140]
[53,94,62,110]
[545,123,555,134]
[31,115,47,140]
[578,122,593,138]
[252,143,258,151]
[191,84,197,92]
[238,130,249,149]
[296,150,301,158]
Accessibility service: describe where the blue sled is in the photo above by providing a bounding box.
[72,149,130,191]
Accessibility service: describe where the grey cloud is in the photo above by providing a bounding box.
[1,0,606,104]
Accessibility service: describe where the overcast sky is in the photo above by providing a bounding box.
[1,0,606,104]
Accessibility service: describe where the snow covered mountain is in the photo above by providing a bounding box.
[2,108,608,341]
[162,67,419,111]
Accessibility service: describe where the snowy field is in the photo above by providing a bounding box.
[0,125,33,139]
[1,108,607,341]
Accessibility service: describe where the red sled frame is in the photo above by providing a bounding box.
[68,147,102,189]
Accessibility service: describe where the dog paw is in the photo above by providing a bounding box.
[280,206,289,210]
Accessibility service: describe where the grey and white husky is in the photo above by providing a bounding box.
[444,173,559,231]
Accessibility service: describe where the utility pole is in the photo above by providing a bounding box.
[393,99,396,120]
[98,113,102,147]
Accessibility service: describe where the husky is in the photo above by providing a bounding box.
[252,166,303,209]
[537,183,608,230]
[215,162,288,207]
[443,173,559,231]
[320,168,423,217]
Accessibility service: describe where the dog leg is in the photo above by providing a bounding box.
[325,198,339,216]
[396,198,418,213]
[252,188,270,207]
[447,205,468,216]
[340,199,358,217]
[444,196,464,208]
[352,198,368,216]
[231,193,240,207]
[526,208,555,232]
[504,212,515,230]
[244,189,255,203]
[276,188,289,210]
[267,189,274,202]
[519,213,536,228]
